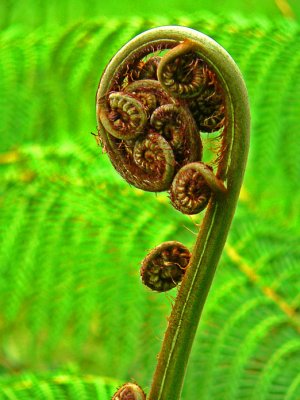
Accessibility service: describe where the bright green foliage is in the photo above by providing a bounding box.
[0,8,299,400]
[0,371,119,399]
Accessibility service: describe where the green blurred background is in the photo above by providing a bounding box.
[0,1,299,399]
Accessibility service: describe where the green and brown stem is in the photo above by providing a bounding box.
[96,26,250,400]
[147,28,250,400]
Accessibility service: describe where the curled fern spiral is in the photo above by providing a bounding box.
[96,31,223,201]
[157,41,205,98]
[112,383,146,400]
[140,241,191,292]
[96,26,250,400]
[170,161,227,215]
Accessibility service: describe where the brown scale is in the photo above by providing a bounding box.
[130,91,157,114]
[129,56,161,82]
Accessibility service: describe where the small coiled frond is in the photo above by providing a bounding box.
[170,162,227,215]
[140,241,191,292]
[112,383,146,400]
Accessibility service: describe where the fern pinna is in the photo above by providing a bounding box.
[96,26,250,400]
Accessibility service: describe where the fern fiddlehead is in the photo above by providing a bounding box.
[140,241,191,292]
[96,26,250,400]
[112,383,146,400]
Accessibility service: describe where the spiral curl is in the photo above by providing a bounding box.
[170,161,227,215]
[97,39,226,201]
[140,241,191,292]
[133,132,175,189]
[158,47,205,98]
[100,92,148,140]
[97,34,228,293]
[188,67,225,132]
[112,383,146,400]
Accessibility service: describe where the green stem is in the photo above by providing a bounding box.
[144,28,250,400]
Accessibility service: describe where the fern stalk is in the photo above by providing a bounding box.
[144,27,250,400]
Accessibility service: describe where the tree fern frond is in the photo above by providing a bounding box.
[0,169,194,373]
[183,212,300,399]
[253,339,300,400]
[0,372,118,400]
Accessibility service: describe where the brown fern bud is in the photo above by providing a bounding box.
[141,241,191,292]
[170,162,227,215]
[187,66,225,132]
[158,43,206,99]
[112,383,146,400]
[100,92,148,140]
